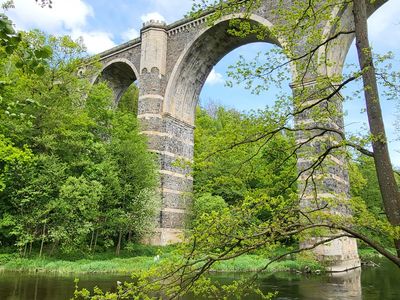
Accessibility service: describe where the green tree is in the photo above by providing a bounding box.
[192,192,228,223]
[0,13,21,56]
[50,176,102,254]
[350,156,384,217]
[118,83,139,116]
[0,135,31,192]
[194,106,297,205]
[0,154,67,254]
[0,29,158,255]
[106,112,158,254]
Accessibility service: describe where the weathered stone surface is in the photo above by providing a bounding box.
[140,21,168,76]
[160,210,187,229]
[301,237,361,272]
[162,192,192,210]
[94,0,388,267]
[161,173,193,193]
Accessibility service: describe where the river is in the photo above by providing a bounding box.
[0,258,399,299]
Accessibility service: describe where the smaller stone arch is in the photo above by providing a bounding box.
[95,58,139,105]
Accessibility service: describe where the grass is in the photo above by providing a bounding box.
[0,243,392,276]
[0,255,157,274]
[0,244,174,275]
[0,254,321,275]
[211,254,322,273]
[0,247,323,275]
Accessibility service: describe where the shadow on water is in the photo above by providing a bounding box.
[0,258,399,300]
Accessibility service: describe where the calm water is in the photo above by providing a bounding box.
[0,259,399,300]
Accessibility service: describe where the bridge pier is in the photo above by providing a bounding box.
[140,113,194,245]
[293,78,360,271]
[138,20,190,245]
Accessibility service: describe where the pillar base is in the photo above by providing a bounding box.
[143,228,184,246]
[301,236,361,272]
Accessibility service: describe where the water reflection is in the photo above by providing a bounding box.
[227,268,363,300]
[0,259,399,300]
[0,273,127,300]
[297,269,362,300]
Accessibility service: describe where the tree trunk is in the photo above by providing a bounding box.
[128,230,132,243]
[352,0,400,257]
[116,230,123,256]
[89,229,95,251]
[23,243,27,258]
[93,230,98,253]
[50,240,58,256]
[39,223,46,258]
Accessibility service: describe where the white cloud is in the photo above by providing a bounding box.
[206,69,224,85]
[8,0,93,33]
[141,12,166,24]
[121,27,139,42]
[368,1,400,50]
[71,30,116,54]
[6,0,116,55]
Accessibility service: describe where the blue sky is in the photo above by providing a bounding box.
[4,0,400,166]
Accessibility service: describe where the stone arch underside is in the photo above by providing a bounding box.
[96,59,139,105]
[164,17,280,125]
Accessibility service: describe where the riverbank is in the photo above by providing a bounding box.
[0,247,383,275]
[0,254,321,275]
[0,254,320,275]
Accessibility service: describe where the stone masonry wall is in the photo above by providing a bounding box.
[293,79,359,271]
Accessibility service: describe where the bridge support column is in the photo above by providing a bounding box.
[292,78,360,272]
[139,113,193,245]
[150,115,194,245]
[138,20,191,245]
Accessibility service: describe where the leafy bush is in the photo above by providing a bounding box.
[192,193,228,222]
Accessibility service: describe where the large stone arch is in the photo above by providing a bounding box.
[164,14,282,125]
[95,58,139,105]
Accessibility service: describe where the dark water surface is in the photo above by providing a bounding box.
[0,259,399,300]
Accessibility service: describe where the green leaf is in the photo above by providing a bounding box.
[35,65,45,76]
[34,45,52,59]
[5,45,13,54]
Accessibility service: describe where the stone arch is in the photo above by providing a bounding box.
[164,14,283,125]
[95,58,139,105]
[318,0,388,77]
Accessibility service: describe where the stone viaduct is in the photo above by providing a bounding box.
[93,0,387,271]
